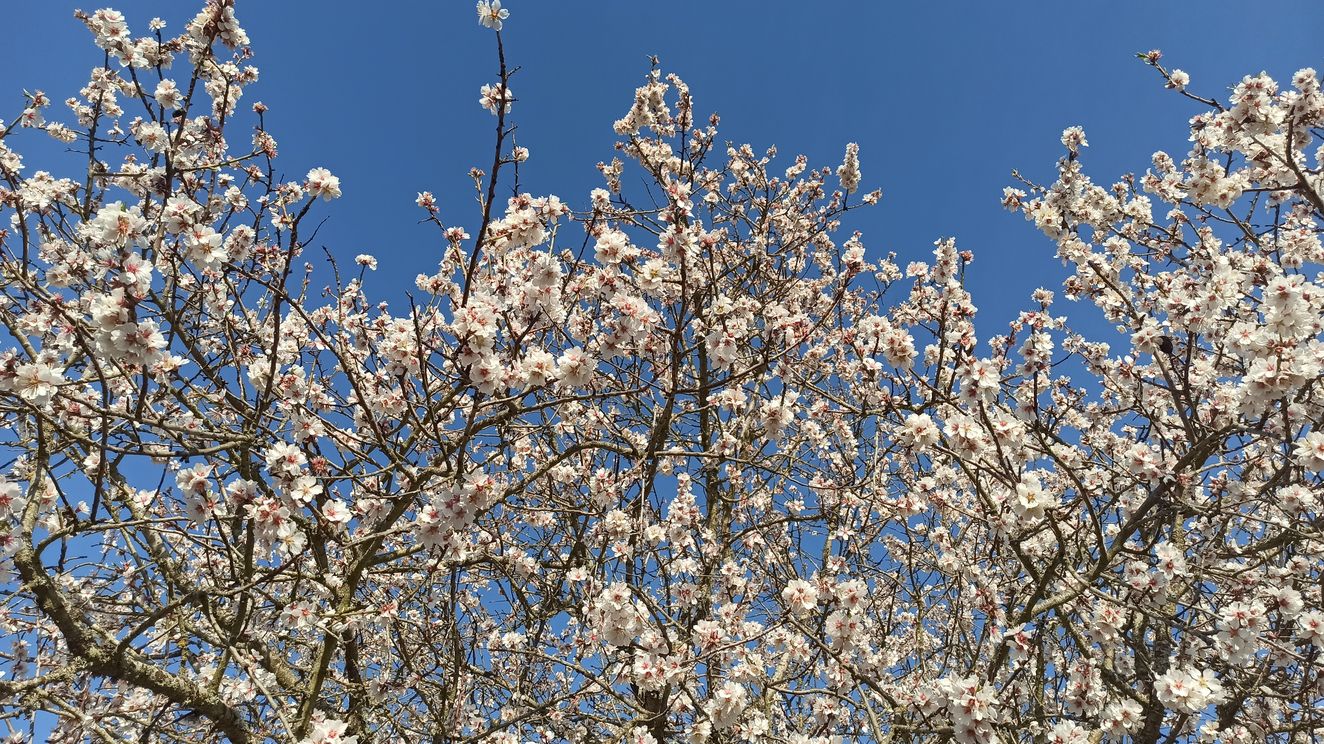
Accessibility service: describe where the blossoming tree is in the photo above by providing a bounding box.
[0,3,1321,743]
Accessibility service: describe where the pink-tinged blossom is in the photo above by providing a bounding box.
[1155,667,1226,714]
[264,442,307,478]
[154,78,182,108]
[16,171,76,212]
[282,600,317,629]
[322,500,352,525]
[19,107,44,128]
[837,142,861,194]
[183,224,227,269]
[589,582,643,647]
[305,167,342,200]
[705,681,747,730]
[297,719,357,744]
[85,201,147,247]
[555,346,596,388]
[479,82,513,115]
[0,479,23,520]
[518,347,556,387]
[84,8,130,50]
[286,475,323,504]
[1293,431,1324,471]
[900,413,940,450]
[1101,699,1143,737]
[1011,471,1053,521]
[781,579,818,617]
[475,0,509,31]
[630,651,678,692]
[11,362,64,406]
[937,675,999,743]
[624,728,657,744]
[1046,721,1088,744]
[1299,611,1324,650]
[593,228,634,265]
[1060,126,1088,154]
[825,609,864,650]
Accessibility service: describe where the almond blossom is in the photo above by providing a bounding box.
[0,6,1319,744]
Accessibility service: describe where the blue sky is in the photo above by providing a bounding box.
[2,1,1322,330]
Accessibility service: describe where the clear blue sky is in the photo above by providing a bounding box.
[2,1,1322,331]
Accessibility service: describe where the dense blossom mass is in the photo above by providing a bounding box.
[0,3,1321,743]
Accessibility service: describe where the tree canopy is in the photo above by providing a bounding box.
[0,3,1322,743]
